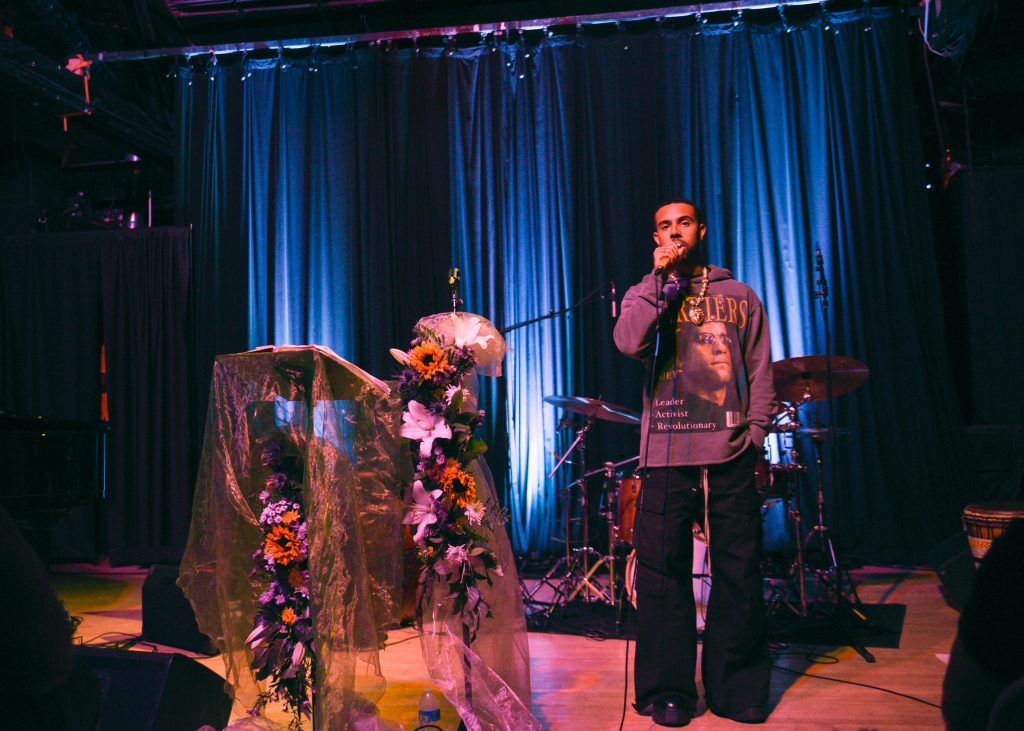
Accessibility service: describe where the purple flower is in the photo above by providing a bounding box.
[397,368,417,388]
[265,472,288,490]
[258,499,292,526]
[261,442,282,468]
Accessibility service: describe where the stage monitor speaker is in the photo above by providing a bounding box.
[928,531,976,611]
[74,646,232,731]
[142,564,216,654]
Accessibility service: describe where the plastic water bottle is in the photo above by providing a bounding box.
[418,688,441,727]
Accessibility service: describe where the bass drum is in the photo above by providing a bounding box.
[624,526,711,632]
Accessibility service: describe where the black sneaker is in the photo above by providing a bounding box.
[731,706,768,724]
[709,704,768,724]
[634,697,695,725]
[653,699,692,727]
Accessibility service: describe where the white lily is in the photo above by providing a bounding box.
[401,400,452,457]
[449,313,494,350]
[403,479,443,544]
[389,347,410,364]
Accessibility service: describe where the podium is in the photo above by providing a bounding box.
[178,346,407,729]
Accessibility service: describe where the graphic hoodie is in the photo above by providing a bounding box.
[613,265,775,467]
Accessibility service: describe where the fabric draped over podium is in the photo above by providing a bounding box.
[178,346,407,729]
[179,337,537,729]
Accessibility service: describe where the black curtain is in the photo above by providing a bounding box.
[0,227,193,564]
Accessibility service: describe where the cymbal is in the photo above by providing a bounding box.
[543,395,641,425]
[772,355,869,402]
[796,426,852,441]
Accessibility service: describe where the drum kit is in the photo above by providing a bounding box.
[762,354,869,618]
[523,353,870,628]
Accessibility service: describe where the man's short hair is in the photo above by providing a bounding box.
[654,198,704,226]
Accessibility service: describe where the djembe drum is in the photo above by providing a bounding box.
[961,502,1024,561]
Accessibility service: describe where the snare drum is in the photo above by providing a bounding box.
[767,463,805,497]
[616,475,642,544]
[755,457,805,499]
[961,502,1024,561]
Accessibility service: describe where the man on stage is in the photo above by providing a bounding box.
[614,200,776,726]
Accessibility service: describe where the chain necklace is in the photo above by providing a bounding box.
[685,266,710,325]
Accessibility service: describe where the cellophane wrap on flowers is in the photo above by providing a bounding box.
[396,313,541,731]
[178,346,407,730]
[413,312,506,377]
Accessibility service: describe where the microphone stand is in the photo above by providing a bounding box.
[500,282,615,334]
[508,281,615,620]
[812,247,875,663]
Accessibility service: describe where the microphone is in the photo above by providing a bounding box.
[654,243,676,276]
[815,246,828,297]
[610,281,617,318]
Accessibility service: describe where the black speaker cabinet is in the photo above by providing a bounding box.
[74,646,232,731]
[142,565,216,654]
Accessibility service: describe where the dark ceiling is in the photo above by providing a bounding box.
[0,0,1020,232]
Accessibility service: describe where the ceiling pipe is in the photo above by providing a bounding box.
[80,0,844,63]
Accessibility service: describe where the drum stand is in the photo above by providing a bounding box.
[767,433,862,618]
[558,464,621,607]
[797,248,875,662]
[801,434,862,608]
[766,491,809,618]
[522,419,614,617]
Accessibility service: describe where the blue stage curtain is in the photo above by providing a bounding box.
[177,7,972,561]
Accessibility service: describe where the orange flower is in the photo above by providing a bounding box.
[288,567,305,588]
[264,524,305,565]
[409,342,450,379]
[281,607,297,625]
[440,459,477,507]
[281,509,300,526]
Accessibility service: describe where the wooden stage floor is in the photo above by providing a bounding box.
[55,564,954,730]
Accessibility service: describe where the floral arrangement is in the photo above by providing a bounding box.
[245,439,315,729]
[395,313,507,642]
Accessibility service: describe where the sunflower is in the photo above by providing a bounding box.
[280,607,297,625]
[409,342,450,380]
[439,458,477,508]
[288,566,305,588]
[264,524,305,565]
[280,509,300,526]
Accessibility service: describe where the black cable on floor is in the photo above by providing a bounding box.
[771,663,942,709]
